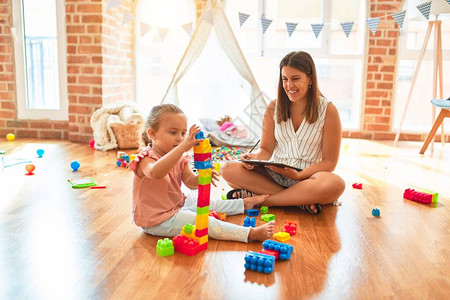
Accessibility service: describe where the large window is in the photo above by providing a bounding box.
[12,0,68,120]
[393,0,450,132]
[136,0,366,129]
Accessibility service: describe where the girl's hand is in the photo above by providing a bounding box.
[265,165,300,180]
[240,152,257,170]
[211,170,220,187]
[181,124,203,151]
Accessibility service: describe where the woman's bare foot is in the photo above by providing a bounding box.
[248,221,275,242]
[243,194,269,210]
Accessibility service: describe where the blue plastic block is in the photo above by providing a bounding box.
[244,251,275,274]
[194,160,212,170]
[243,216,256,227]
[195,132,205,140]
[372,208,380,217]
[246,209,259,217]
[262,240,294,260]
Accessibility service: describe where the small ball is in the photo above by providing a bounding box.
[6,133,15,141]
[37,149,44,158]
[71,160,80,171]
[25,163,35,174]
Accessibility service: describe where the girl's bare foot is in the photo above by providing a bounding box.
[243,194,269,210]
[248,221,275,242]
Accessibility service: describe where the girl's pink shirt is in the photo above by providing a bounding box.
[130,146,190,227]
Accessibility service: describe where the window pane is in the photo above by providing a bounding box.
[22,0,60,110]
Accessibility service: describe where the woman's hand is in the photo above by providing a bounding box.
[265,165,300,181]
[240,152,257,170]
[180,124,203,151]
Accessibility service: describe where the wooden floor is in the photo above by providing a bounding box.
[1,138,449,300]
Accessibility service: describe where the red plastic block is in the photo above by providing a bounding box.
[173,235,207,256]
[195,227,208,237]
[259,249,280,260]
[194,153,212,161]
[284,220,297,236]
[403,188,433,204]
[209,210,219,219]
[352,183,363,189]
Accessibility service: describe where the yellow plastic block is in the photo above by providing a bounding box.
[198,169,212,177]
[195,213,209,229]
[197,235,208,245]
[274,231,291,242]
[181,226,197,240]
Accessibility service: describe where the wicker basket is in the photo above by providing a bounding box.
[110,123,144,149]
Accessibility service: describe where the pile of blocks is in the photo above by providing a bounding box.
[403,188,438,204]
[244,240,294,274]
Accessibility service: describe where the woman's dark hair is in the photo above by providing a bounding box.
[276,51,323,124]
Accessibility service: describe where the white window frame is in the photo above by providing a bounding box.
[11,0,68,120]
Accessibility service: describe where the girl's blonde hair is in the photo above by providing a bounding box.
[143,104,185,146]
[276,51,324,124]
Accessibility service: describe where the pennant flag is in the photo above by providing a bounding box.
[311,23,324,38]
[261,17,272,34]
[107,0,120,10]
[201,10,213,25]
[181,22,193,37]
[416,1,432,20]
[121,11,135,25]
[141,22,151,37]
[158,28,169,42]
[239,12,250,27]
[391,10,406,29]
[340,21,354,38]
[366,17,380,36]
[285,22,298,37]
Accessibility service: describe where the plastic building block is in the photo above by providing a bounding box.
[194,160,212,170]
[246,209,259,217]
[284,220,297,236]
[243,216,256,227]
[195,227,208,237]
[372,208,380,217]
[209,210,219,219]
[197,206,210,215]
[194,153,212,161]
[273,232,291,242]
[156,238,174,257]
[260,206,269,214]
[262,240,293,260]
[183,224,194,235]
[403,188,438,204]
[195,213,209,229]
[221,194,227,200]
[217,212,226,221]
[195,132,205,139]
[244,251,275,274]
[261,214,275,222]
[352,183,363,189]
[173,235,207,256]
[259,249,280,260]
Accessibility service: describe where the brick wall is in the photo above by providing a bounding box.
[0,0,135,143]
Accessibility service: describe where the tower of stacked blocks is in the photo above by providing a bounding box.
[173,132,212,256]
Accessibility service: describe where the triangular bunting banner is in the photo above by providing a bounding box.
[311,23,324,38]
[107,0,120,10]
[121,11,135,25]
[261,18,272,34]
[201,10,214,25]
[181,22,193,37]
[285,22,298,37]
[340,21,354,38]
[391,10,406,29]
[140,22,151,37]
[158,28,169,42]
[416,1,432,20]
[366,17,380,36]
[239,12,250,27]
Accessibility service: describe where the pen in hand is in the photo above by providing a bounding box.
[243,139,260,159]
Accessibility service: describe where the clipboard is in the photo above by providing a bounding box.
[239,159,302,171]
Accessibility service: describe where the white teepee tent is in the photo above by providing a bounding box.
[160,0,268,143]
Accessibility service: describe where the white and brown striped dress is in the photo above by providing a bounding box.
[271,96,330,171]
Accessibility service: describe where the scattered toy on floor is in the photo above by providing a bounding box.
[71,160,80,171]
[25,163,35,175]
[352,183,363,189]
[403,188,438,204]
[37,149,44,158]
[6,133,15,141]
[372,208,380,217]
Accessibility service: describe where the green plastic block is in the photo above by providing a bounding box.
[156,238,174,257]
[221,194,227,200]
[196,206,210,215]
[260,206,268,214]
[183,224,194,234]
[261,214,275,222]
[198,176,211,185]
